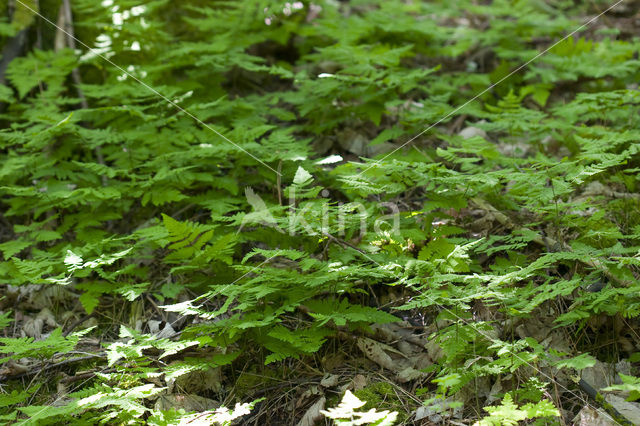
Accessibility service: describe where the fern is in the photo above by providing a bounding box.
[0,327,86,362]
[305,298,400,327]
[321,390,398,426]
[1,0,640,423]
[475,394,559,426]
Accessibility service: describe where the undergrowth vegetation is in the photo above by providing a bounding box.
[1,0,640,424]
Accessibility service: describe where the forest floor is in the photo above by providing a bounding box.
[2,0,640,425]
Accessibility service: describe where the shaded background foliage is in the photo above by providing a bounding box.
[1,0,640,424]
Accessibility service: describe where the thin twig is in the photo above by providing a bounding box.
[321,231,367,255]
[62,313,95,337]
[59,368,116,384]
[0,354,105,381]
[277,160,283,205]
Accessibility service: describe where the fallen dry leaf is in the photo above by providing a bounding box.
[296,396,326,426]
[356,337,427,383]
[573,406,618,426]
[348,374,367,392]
[357,337,396,371]
[320,374,340,388]
[154,394,220,413]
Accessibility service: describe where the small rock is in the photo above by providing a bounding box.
[604,395,640,425]
[458,126,487,140]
